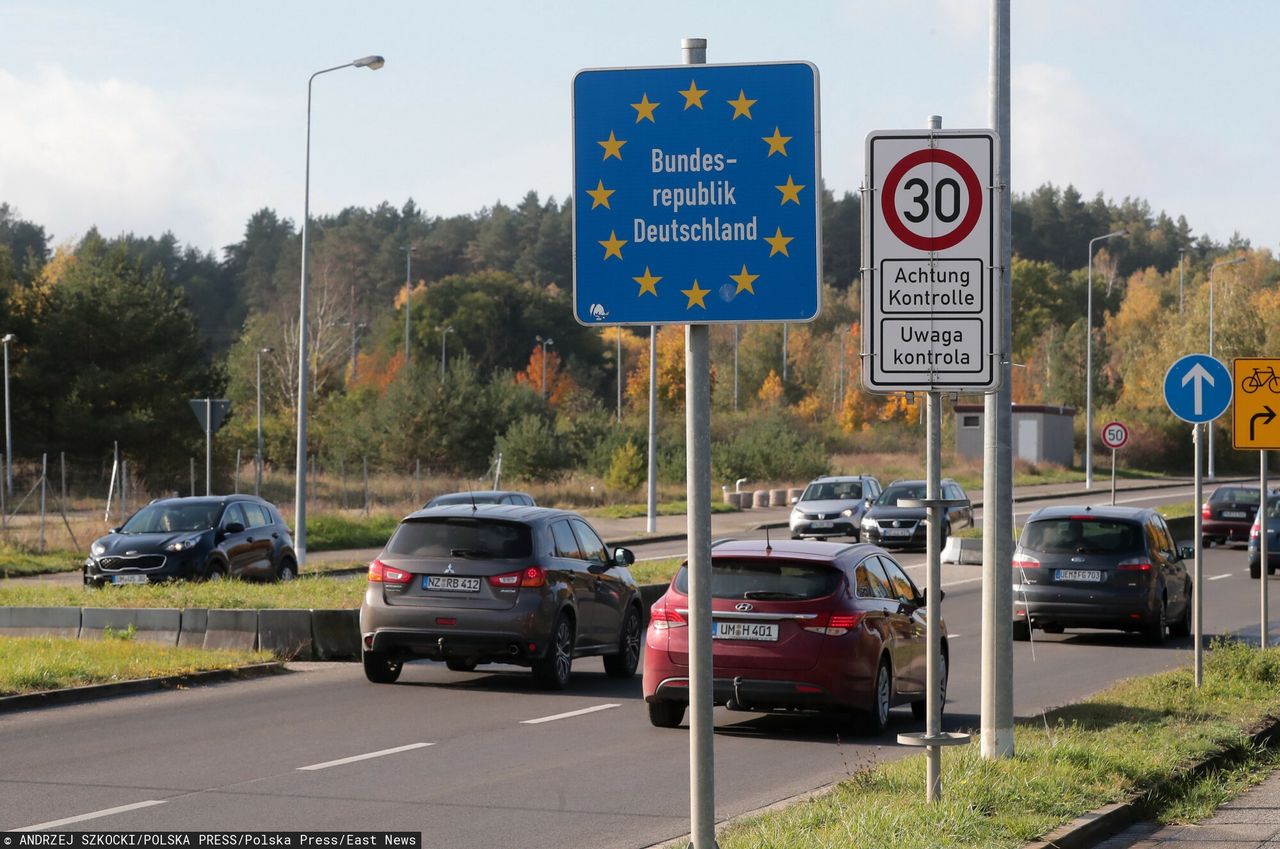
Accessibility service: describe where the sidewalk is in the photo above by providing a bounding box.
[1093,768,1280,848]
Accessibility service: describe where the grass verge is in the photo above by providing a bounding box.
[588,501,738,520]
[711,638,1280,849]
[304,513,401,551]
[0,576,364,610]
[0,636,271,696]
[0,545,84,578]
[630,556,684,587]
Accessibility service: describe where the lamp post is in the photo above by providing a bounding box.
[1178,248,1186,314]
[1,333,14,498]
[294,53,384,566]
[401,246,413,371]
[1085,229,1126,489]
[439,326,453,376]
[536,335,554,399]
[255,347,273,496]
[1208,256,1246,479]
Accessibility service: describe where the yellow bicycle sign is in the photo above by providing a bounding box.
[1232,358,1280,449]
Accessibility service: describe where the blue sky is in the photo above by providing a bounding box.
[0,1,1274,256]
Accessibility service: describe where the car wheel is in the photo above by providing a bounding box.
[1250,560,1261,579]
[603,606,642,679]
[276,558,297,582]
[532,614,575,690]
[1202,536,1213,548]
[362,649,403,684]
[857,658,893,735]
[790,534,801,540]
[445,659,477,673]
[648,700,686,728]
[1169,592,1193,638]
[1143,596,1168,645]
[911,651,947,720]
[1013,619,1031,641]
[205,561,226,582]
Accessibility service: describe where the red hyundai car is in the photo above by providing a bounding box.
[642,538,946,734]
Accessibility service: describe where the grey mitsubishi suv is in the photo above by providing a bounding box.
[359,504,642,689]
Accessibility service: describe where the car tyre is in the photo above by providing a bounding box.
[603,606,642,679]
[648,700,686,728]
[911,651,947,720]
[1013,619,1031,641]
[205,561,227,582]
[1144,596,1168,645]
[362,649,403,684]
[1250,561,1262,579]
[445,659,477,673]
[1169,592,1193,638]
[276,557,297,582]
[532,614,575,690]
[857,658,893,735]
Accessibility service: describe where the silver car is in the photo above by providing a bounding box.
[789,475,882,541]
[359,504,642,689]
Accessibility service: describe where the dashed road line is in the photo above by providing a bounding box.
[521,703,621,725]
[15,800,167,831]
[298,742,434,771]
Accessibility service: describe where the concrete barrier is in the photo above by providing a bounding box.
[639,584,668,627]
[941,537,983,565]
[203,609,258,652]
[752,490,770,508]
[0,607,81,639]
[788,487,804,503]
[770,489,788,508]
[258,609,314,660]
[81,608,182,646]
[179,608,208,648]
[311,609,360,661]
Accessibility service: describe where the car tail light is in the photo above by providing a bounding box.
[488,566,547,588]
[651,604,687,630]
[1117,558,1152,571]
[368,559,411,584]
[1202,504,1212,520]
[1012,554,1040,569]
[1251,522,1261,539]
[804,611,864,636]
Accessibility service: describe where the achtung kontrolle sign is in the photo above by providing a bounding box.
[863,130,1000,392]
[572,62,820,326]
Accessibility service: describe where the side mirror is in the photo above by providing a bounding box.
[1180,545,1194,560]
[224,521,246,535]
[614,546,636,567]
[109,526,121,534]
[790,495,799,505]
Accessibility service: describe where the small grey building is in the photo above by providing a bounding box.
[955,404,1076,467]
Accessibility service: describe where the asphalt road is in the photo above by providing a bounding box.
[2,482,1273,847]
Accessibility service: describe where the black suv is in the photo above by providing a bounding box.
[85,495,297,586]
[359,504,642,689]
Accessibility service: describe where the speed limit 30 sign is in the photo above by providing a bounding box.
[863,130,1000,392]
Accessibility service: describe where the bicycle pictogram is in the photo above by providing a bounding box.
[1241,366,1280,394]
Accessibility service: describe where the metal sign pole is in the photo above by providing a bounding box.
[647,326,657,534]
[1194,423,1204,686]
[1262,450,1269,648]
[205,398,213,496]
[1111,448,1117,506]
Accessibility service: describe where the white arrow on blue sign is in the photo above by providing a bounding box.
[1163,354,1232,423]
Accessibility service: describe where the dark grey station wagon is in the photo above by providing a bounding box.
[359,504,642,689]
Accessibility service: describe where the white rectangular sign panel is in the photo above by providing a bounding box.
[862,130,1001,392]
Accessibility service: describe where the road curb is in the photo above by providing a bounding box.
[0,661,288,714]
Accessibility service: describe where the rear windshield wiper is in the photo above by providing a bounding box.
[450,548,493,558]
[741,591,807,600]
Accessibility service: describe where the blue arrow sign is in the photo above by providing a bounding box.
[572,62,820,326]
[1164,354,1232,423]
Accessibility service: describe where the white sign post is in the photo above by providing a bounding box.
[1101,420,1129,505]
[863,130,1001,393]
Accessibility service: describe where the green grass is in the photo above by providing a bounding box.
[304,513,401,551]
[0,576,364,610]
[710,639,1280,849]
[1157,500,1195,519]
[0,636,272,696]
[0,545,84,578]
[587,500,739,520]
[630,556,684,587]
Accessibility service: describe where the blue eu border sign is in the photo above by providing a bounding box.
[572,61,820,326]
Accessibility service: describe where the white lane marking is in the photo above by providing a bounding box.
[297,742,434,771]
[1209,573,1233,581]
[941,576,984,588]
[521,703,621,725]
[15,800,166,831]
[946,634,963,640]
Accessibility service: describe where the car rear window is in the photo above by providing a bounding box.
[386,518,532,559]
[674,557,843,601]
[1019,518,1143,555]
[876,484,925,506]
[1210,488,1260,505]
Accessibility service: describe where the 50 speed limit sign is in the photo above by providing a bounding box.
[863,129,1000,393]
[1101,421,1129,450]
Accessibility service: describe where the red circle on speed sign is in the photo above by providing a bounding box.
[1101,421,1129,450]
[881,147,984,251]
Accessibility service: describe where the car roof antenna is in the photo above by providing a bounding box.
[764,524,773,554]
[469,490,478,513]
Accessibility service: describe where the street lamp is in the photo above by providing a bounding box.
[1,333,14,497]
[294,53,384,566]
[536,335,554,399]
[401,246,413,372]
[1208,256,1246,479]
[1085,229,1126,489]
[439,325,453,376]
[255,347,273,496]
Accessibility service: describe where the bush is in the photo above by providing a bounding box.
[497,414,568,482]
[712,412,830,483]
[604,439,645,493]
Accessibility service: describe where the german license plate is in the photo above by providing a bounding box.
[882,527,914,537]
[810,521,833,529]
[1222,510,1248,519]
[713,621,778,641]
[112,574,148,585]
[1055,569,1102,583]
[426,576,481,593]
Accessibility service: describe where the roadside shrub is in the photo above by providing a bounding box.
[604,439,645,493]
[497,414,568,482]
[712,412,830,483]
